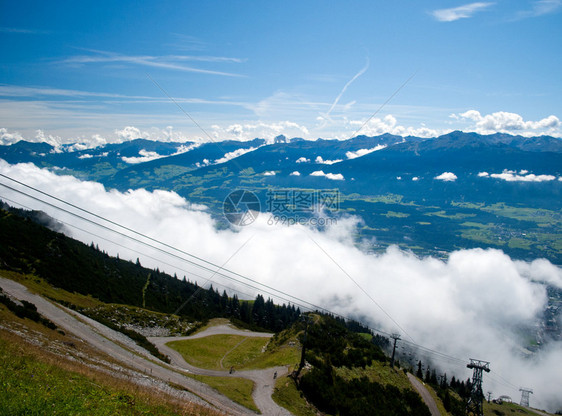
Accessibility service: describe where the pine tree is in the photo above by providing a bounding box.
[417,361,423,378]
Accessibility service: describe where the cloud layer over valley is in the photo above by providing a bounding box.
[1,160,561,411]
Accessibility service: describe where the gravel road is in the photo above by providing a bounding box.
[407,372,441,416]
[0,276,262,415]
[151,325,293,416]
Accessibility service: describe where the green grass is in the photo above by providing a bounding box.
[453,201,562,226]
[272,375,317,416]
[382,211,410,218]
[0,333,213,416]
[188,374,259,413]
[167,333,299,371]
[167,334,266,370]
[335,361,413,392]
[2,270,102,309]
[483,400,554,415]
[244,343,300,370]
[358,332,373,341]
[508,237,533,250]
[424,210,476,220]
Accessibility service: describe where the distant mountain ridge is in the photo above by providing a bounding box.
[1,131,561,263]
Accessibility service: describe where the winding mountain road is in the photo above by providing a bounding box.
[0,276,290,415]
[150,325,292,416]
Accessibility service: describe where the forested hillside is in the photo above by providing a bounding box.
[0,202,300,331]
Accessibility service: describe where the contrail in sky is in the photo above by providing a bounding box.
[326,58,370,117]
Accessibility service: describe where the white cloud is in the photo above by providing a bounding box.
[290,171,301,176]
[315,156,343,165]
[78,154,93,159]
[115,126,148,142]
[0,128,24,145]
[61,49,243,77]
[121,149,165,164]
[174,143,200,154]
[1,160,562,411]
[412,176,420,181]
[214,146,259,164]
[296,157,310,163]
[435,172,458,182]
[195,159,210,168]
[455,110,561,137]
[431,2,494,22]
[346,144,387,159]
[310,170,345,180]
[481,169,557,182]
[213,121,310,142]
[263,171,276,176]
[514,0,561,19]
[349,115,440,138]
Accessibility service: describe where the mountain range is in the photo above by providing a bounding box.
[1,131,561,263]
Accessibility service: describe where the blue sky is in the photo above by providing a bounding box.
[1,0,561,145]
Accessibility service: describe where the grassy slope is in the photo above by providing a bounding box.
[1,272,262,413]
[272,375,318,416]
[187,374,258,413]
[0,304,220,416]
[168,334,300,371]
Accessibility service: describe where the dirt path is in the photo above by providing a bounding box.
[151,328,293,416]
[407,373,441,416]
[0,277,257,416]
[219,337,248,369]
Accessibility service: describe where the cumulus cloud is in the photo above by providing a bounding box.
[346,145,387,159]
[118,142,199,164]
[121,149,165,164]
[479,169,557,182]
[115,126,149,142]
[412,176,420,181]
[1,160,561,411]
[212,121,309,142]
[0,128,24,146]
[263,171,276,176]
[349,115,440,138]
[290,171,301,176]
[214,147,259,164]
[0,124,196,150]
[454,110,561,137]
[315,156,343,165]
[431,2,494,22]
[310,170,345,180]
[35,129,64,151]
[435,172,458,182]
[296,157,310,163]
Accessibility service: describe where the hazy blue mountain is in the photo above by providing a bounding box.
[1,131,561,263]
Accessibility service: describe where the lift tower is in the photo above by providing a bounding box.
[519,388,533,407]
[390,333,400,368]
[466,359,490,416]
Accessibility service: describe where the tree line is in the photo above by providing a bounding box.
[0,203,300,332]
